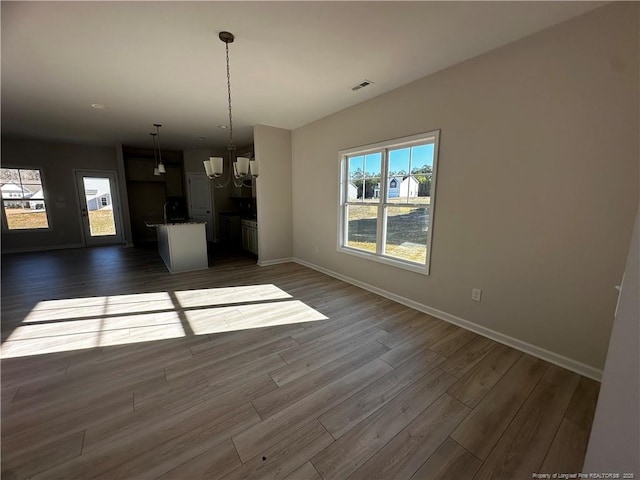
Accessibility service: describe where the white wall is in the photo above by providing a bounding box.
[1,137,130,251]
[291,3,639,373]
[583,210,639,474]
[254,124,293,264]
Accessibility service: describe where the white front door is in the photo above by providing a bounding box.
[187,173,213,242]
[75,171,124,246]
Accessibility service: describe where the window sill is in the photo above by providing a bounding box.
[338,245,430,275]
[2,227,52,234]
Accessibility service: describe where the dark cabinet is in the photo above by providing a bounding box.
[122,146,185,246]
[219,213,242,246]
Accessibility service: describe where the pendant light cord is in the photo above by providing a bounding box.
[225,40,233,148]
[155,124,163,164]
[150,133,158,166]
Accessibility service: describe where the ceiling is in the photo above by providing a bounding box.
[1,1,604,151]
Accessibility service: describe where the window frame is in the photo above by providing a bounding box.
[337,130,440,275]
[1,166,52,232]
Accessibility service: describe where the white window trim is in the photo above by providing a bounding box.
[1,166,53,233]
[337,130,440,275]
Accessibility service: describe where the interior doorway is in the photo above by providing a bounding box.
[187,173,214,242]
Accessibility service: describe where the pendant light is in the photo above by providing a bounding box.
[203,31,259,188]
[151,132,160,176]
[155,124,166,174]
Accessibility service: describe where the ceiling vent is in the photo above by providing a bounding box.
[351,80,374,91]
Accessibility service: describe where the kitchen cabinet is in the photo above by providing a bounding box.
[122,145,185,246]
[219,213,242,246]
[241,219,258,255]
[151,222,208,274]
[164,165,184,197]
[125,157,165,182]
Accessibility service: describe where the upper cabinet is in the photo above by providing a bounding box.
[122,145,185,246]
[122,146,185,196]
[125,157,165,182]
[164,165,184,197]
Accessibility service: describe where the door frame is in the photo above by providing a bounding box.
[74,169,126,246]
[187,172,214,242]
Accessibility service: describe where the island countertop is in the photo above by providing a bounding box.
[144,218,206,227]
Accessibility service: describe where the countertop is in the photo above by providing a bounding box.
[144,218,206,227]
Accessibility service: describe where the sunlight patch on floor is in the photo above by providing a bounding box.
[173,284,292,308]
[185,301,328,335]
[23,292,174,323]
[2,285,326,358]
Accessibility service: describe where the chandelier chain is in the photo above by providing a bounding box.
[225,41,233,147]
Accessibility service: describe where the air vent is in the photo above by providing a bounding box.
[351,80,374,91]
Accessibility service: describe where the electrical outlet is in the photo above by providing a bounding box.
[471,288,482,302]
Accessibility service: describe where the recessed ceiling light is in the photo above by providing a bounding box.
[197,136,206,141]
[217,125,228,129]
[91,103,106,109]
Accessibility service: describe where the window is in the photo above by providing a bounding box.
[339,131,439,274]
[100,196,108,207]
[1,168,50,230]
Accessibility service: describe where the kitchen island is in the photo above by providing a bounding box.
[145,220,208,274]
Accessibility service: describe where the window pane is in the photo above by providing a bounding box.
[346,204,378,253]
[348,153,381,203]
[387,144,435,204]
[389,148,410,176]
[1,168,20,183]
[348,155,364,202]
[19,169,42,183]
[82,177,116,236]
[384,206,428,264]
[363,152,381,203]
[411,144,434,205]
[1,168,23,199]
[3,200,49,229]
[412,174,431,205]
[388,148,410,203]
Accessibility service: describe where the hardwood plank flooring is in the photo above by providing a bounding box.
[1,246,599,479]
[450,355,549,459]
[473,367,580,480]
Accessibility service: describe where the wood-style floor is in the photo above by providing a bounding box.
[1,246,599,480]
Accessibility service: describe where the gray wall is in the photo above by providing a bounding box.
[254,124,293,264]
[183,147,232,242]
[583,210,639,474]
[1,137,130,252]
[290,3,639,374]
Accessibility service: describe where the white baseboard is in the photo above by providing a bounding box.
[257,257,294,267]
[1,243,85,254]
[293,257,602,381]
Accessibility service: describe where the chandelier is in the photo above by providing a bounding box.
[203,31,259,188]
